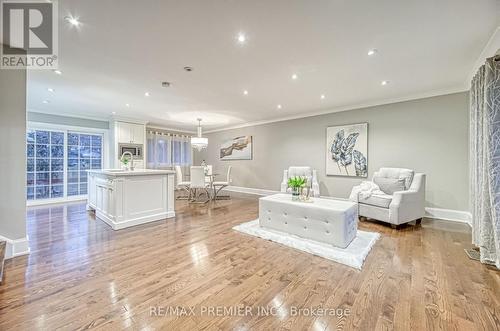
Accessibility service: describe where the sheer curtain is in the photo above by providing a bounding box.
[147,130,192,172]
[470,56,500,269]
[172,135,192,176]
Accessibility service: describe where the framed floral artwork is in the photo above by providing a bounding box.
[326,123,368,177]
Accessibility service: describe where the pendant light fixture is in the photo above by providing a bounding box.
[191,118,208,151]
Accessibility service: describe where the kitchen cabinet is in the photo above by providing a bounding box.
[117,122,145,144]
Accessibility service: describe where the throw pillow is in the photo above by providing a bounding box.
[373,177,406,195]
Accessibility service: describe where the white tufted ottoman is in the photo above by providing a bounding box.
[259,194,358,248]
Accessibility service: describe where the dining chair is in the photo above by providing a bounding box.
[212,166,232,200]
[189,166,210,203]
[175,165,191,200]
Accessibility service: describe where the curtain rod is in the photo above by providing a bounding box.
[147,130,192,137]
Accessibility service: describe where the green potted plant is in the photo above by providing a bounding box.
[121,156,130,170]
[287,176,307,201]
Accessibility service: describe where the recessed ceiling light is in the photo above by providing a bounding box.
[243,90,248,95]
[381,80,389,86]
[111,111,116,115]
[237,33,246,44]
[53,69,62,75]
[42,100,50,104]
[125,103,130,107]
[65,16,80,26]
[320,94,326,100]
[291,74,298,80]
[144,92,150,97]
[161,81,171,88]
[183,66,193,72]
[277,104,282,109]
[47,88,55,93]
[368,49,378,56]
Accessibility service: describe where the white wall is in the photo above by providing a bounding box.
[0,65,29,257]
[197,92,469,211]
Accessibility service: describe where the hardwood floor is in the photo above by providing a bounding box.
[0,193,498,330]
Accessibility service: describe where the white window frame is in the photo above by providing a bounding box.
[26,122,110,206]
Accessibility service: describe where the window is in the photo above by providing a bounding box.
[67,132,102,196]
[27,129,65,200]
[26,127,104,202]
[147,131,192,169]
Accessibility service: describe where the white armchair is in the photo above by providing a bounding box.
[358,168,426,227]
[280,166,320,197]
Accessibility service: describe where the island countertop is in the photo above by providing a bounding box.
[87,169,175,177]
[87,168,176,230]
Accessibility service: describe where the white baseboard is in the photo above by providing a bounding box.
[27,195,87,207]
[0,235,30,259]
[223,186,278,196]
[223,186,472,226]
[96,210,176,230]
[425,208,472,227]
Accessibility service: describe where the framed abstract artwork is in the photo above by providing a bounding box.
[220,136,253,160]
[326,123,368,177]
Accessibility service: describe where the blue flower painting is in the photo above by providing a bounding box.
[326,123,368,177]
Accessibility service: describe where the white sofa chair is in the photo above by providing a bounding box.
[357,168,426,227]
[280,166,320,197]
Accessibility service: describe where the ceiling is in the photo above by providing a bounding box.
[28,0,499,132]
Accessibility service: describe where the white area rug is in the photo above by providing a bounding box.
[233,219,381,269]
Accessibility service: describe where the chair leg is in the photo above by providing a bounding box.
[176,187,191,200]
[189,188,197,202]
[189,188,209,204]
[213,185,230,200]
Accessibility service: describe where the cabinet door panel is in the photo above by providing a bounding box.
[131,124,144,144]
[117,122,132,143]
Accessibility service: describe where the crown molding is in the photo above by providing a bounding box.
[30,82,472,135]
[110,115,149,125]
[467,26,500,86]
[205,87,467,134]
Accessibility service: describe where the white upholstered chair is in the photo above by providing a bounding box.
[280,166,320,197]
[175,165,191,200]
[204,165,213,184]
[357,167,426,227]
[212,166,232,200]
[189,166,210,203]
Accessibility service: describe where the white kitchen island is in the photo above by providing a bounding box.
[87,169,176,230]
